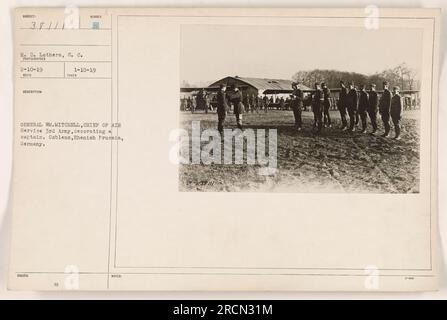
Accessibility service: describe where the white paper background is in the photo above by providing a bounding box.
[0,0,445,299]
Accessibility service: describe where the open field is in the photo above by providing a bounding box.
[179,110,420,193]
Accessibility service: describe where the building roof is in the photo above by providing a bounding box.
[208,76,311,93]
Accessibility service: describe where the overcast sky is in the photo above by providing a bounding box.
[180,24,423,84]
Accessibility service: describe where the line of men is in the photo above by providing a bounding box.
[290,80,402,140]
[215,80,403,140]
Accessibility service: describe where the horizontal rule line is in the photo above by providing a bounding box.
[20,61,112,63]
[20,27,112,30]
[20,44,111,47]
[114,266,433,271]
[20,77,112,80]
[15,272,436,277]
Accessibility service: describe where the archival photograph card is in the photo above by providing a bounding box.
[8,7,440,291]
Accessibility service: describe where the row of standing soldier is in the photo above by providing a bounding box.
[183,90,268,114]
[214,80,402,140]
[291,80,402,140]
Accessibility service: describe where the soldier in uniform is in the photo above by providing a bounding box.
[379,81,392,137]
[358,84,369,133]
[338,80,348,130]
[313,82,324,133]
[216,84,228,133]
[204,92,210,114]
[228,84,243,129]
[180,97,186,111]
[196,89,205,112]
[186,97,191,111]
[250,94,258,113]
[391,86,402,140]
[321,82,332,128]
[291,82,304,131]
[243,92,250,113]
[367,83,379,134]
[257,95,263,113]
[279,97,285,110]
[191,94,197,113]
[347,82,358,132]
[263,95,269,112]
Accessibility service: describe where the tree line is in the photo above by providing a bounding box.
[292,63,419,91]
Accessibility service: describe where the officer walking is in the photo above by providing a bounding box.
[216,84,228,133]
[321,82,332,128]
[347,82,358,132]
[358,84,369,133]
[291,81,304,131]
[367,84,379,134]
[379,81,392,137]
[338,81,348,130]
[391,86,402,140]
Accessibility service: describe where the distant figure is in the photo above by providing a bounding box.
[291,81,304,131]
[257,95,264,113]
[243,92,250,113]
[263,95,269,112]
[228,84,243,129]
[358,84,369,133]
[204,92,211,113]
[250,94,258,113]
[195,89,205,113]
[180,97,186,111]
[379,81,392,137]
[321,82,332,128]
[347,82,358,132]
[368,83,379,134]
[391,86,402,140]
[191,95,197,113]
[338,80,348,130]
[186,97,192,111]
[279,97,285,110]
[312,83,324,133]
[216,84,228,133]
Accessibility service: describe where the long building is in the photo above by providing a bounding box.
[208,76,311,96]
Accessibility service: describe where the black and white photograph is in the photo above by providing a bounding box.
[2,5,442,295]
[179,24,422,193]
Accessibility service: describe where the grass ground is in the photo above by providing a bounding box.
[179,109,420,193]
